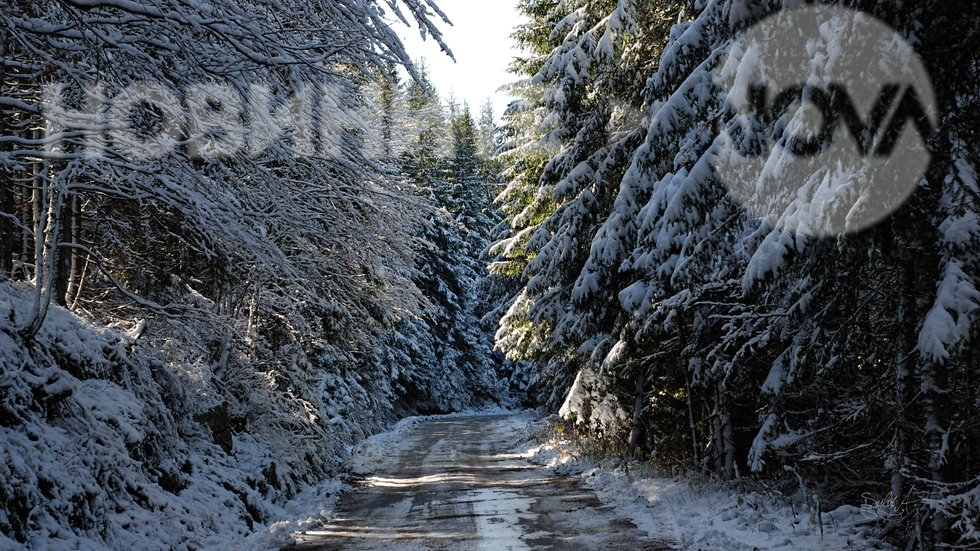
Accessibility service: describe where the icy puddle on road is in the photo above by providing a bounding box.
[289,415,672,551]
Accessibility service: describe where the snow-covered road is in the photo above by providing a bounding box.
[289,415,673,550]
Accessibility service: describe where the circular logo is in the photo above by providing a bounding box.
[712,6,936,237]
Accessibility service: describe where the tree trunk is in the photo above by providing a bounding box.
[922,358,949,548]
[891,260,917,507]
[32,131,42,281]
[627,370,646,458]
[54,192,71,306]
[19,168,31,280]
[65,193,83,307]
[685,368,701,470]
[22,126,63,340]
[0,58,12,278]
[0,165,12,279]
[913,246,950,548]
[711,386,725,475]
[722,388,737,479]
[713,381,736,479]
[968,340,977,481]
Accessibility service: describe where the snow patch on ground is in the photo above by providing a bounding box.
[0,280,355,551]
[233,478,348,551]
[582,470,890,551]
[348,405,523,475]
[513,416,894,551]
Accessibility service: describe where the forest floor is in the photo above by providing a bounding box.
[255,412,893,551]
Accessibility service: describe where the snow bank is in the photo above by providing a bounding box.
[513,418,894,551]
[0,279,504,550]
[584,471,891,551]
[0,280,339,550]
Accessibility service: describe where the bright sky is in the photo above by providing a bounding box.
[396,0,525,123]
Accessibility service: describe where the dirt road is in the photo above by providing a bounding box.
[289,415,673,550]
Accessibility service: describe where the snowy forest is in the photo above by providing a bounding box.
[2,0,980,549]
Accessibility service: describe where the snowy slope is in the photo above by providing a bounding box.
[0,278,480,550]
[0,279,301,549]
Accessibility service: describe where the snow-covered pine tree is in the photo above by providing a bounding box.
[382,71,504,413]
[492,0,980,546]
[490,0,677,428]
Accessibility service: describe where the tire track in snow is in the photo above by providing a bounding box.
[289,415,673,550]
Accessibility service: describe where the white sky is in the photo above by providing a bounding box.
[396,0,525,122]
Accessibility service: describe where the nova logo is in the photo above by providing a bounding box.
[743,82,933,158]
[712,6,937,237]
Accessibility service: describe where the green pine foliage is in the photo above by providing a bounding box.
[488,0,980,547]
[383,66,510,414]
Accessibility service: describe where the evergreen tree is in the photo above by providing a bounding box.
[477,98,501,158]
[490,0,980,546]
[383,70,507,413]
[490,0,678,414]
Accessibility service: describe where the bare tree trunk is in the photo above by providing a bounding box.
[968,341,977,481]
[922,357,949,548]
[627,370,646,458]
[913,247,949,548]
[0,183,12,278]
[22,125,64,340]
[0,59,13,279]
[714,381,736,479]
[64,193,82,307]
[19,169,31,281]
[685,368,701,470]
[891,260,917,506]
[722,392,736,479]
[31,130,43,278]
[711,387,725,474]
[54,192,71,306]
[31,129,42,281]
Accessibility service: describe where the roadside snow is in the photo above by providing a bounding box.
[514,417,894,551]
[225,478,348,551]
[282,411,893,551]
[583,470,890,551]
[0,280,353,551]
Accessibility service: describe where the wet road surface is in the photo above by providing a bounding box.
[288,415,674,550]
